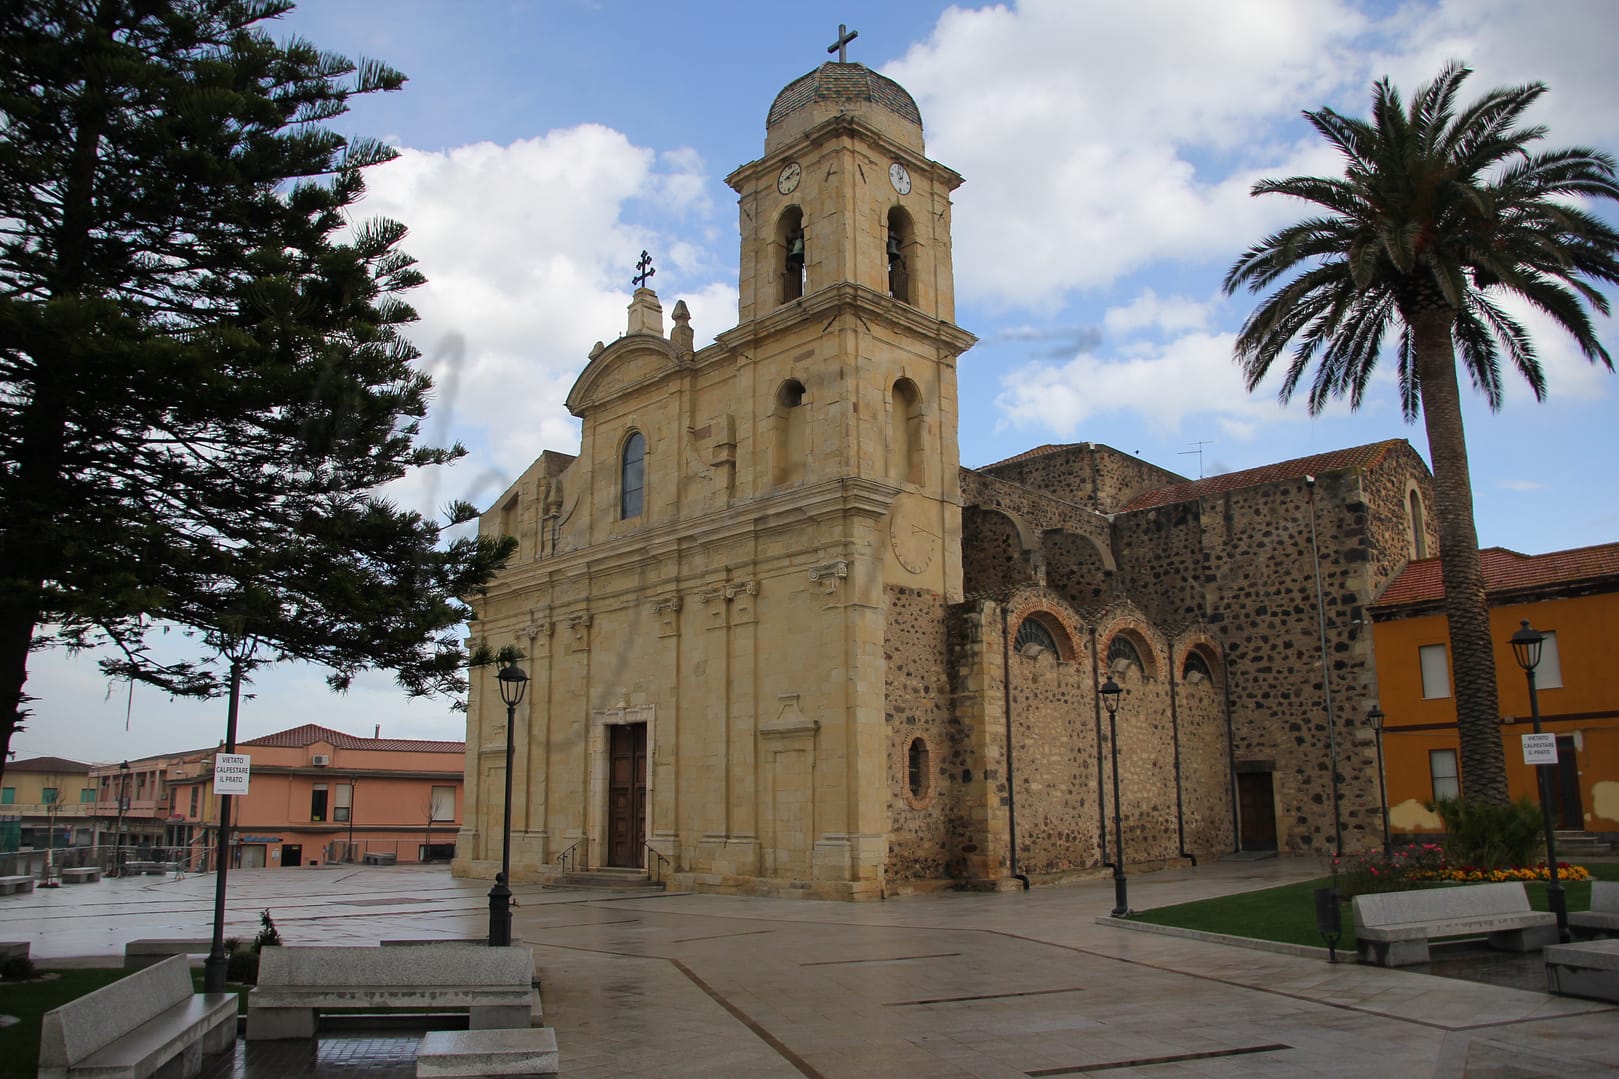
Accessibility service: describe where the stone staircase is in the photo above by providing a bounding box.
[1556,831,1617,859]
[557,866,667,892]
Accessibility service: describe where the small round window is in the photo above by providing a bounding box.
[907,737,931,800]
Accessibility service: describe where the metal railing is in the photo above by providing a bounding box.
[643,844,671,883]
[554,838,586,873]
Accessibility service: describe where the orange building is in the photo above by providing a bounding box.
[165,724,464,869]
[1368,544,1619,844]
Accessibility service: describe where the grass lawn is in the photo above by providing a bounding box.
[0,968,132,1079]
[1128,861,1619,951]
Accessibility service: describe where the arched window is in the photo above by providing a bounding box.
[886,207,913,303]
[1107,634,1143,674]
[1409,490,1427,559]
[1182,650,1213,685]
[890,379,923,485]
[907,737,931,800]
[620,431,646,519]
[778,207,805,303]
[1015,615,1060,657]
[773,380,807,486]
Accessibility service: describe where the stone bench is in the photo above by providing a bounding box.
[38,953,236,1079]
[60,867,100,883]
[123,860,164,876]
[1352,882,1558,967]
[1545,938,1619,1003]
[245,944,537,1040]
[0,941,29,962]
[1569,880,1619,937]
[0,874,36,895]
[417,1028,560,1077]
[362,851,397,866]
[125,938,216,969]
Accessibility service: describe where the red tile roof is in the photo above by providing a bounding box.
[7,756,91,773]
[1124,441,1405,512]
[1372,543,1619,609]
[239,724,464,754]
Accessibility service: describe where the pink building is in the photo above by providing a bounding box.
[166,724,464,869]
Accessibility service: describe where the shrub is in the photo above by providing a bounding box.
[253,908,282,952]
[1,955,37,980]
[1433,796,1545,869]
[226,947,258,985]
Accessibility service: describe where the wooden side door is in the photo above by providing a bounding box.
[1237,771,1278,851]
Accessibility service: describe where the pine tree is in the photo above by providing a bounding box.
[0,0,514,783]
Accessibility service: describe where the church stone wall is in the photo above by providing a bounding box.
[977,444,1186,514]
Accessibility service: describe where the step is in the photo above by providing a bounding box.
[559,869,665,891]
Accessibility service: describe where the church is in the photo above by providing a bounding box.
[453,53,1439,899]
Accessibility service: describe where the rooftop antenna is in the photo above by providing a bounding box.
[1178,439,1214,479]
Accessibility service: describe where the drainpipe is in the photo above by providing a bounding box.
[1221,650,1241,855]
[1091,624,1109,867]
[1167,646,1197,866]
[1000,603,1030,891]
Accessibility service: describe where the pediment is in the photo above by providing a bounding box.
[566,335,679,416]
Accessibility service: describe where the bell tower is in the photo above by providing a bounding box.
[722,44,975,603]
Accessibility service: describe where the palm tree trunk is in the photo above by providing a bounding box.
[1411,307,1510,804]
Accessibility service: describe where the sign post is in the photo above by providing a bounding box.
[1521,733,1557,766]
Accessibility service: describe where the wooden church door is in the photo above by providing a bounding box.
[607,724,647,867]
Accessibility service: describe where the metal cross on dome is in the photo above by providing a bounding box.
[827,24,858,63]
[633,250,655,289]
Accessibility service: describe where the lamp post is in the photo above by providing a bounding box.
[114,760,130,876]
[1100,676,1130,918]
[1509,620,1568,942]
[488,660,528,947]
[347,776,357,863]
[1366,706,1392,857]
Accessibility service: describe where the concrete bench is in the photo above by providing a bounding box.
[0,941,29,962]
[362,851,397,866]
[60,867,100,883]
[38,954,236,1079]
[1545,938,1619,1003]
[123,860,164,876]
[417,1028,559,1077]
[125,938,215,969]
[245,944,537,1040]
[0,874,36,895]
[1569,880,1619,938]
[1352,882,1558,967]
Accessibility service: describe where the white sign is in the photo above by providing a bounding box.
[214,753,252,794]
[1521,733,1557,766]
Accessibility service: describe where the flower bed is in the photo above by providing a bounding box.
[1336,842,1589,898]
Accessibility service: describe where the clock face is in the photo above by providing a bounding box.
[777,161,801,195]
[889,162,912,195]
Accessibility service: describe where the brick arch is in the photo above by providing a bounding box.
[1098,621,1163,681]
[1003,589,1091,667]
[962,506,1039,594]
[1176,638,1224,692]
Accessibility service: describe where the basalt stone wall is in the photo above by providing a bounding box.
[1044,530,1115,612]
[884,585,972,885]
[1004,596,1100,876]
[977,444,1185,514]
[960,469,1110,536]
[1194,472,1384,854]
[1174,671,1237,856]
[1110,501,1208,628]
[962,505,1036,596]
[1093,615,1186,867]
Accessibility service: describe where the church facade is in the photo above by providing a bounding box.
[454,59,1438,899]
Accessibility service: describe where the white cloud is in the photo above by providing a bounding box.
[1103,289,1215,337]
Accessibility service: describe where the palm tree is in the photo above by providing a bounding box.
[1224,63,1619,804]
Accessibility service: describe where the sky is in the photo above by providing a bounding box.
[14,0,1619,766]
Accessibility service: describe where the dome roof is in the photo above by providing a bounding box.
[767,62,922,130]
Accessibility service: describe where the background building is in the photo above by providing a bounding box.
[1,756,94,852]
[1369,543,1619,846]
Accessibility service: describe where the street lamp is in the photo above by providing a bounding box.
[1509,620,1568,941]
[1366,706,1392,857]
[1100,676,1130,918]
[114,760,130,876]
[489,660,528,947]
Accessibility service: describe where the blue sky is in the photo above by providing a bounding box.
[16,0,1618,763]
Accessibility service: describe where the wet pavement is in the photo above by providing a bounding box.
[4,860,1616,1077]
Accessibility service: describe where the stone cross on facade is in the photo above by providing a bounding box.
[633,250,655,289]
[827,24,858,63]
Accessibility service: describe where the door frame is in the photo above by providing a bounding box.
[588,705,655,870]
